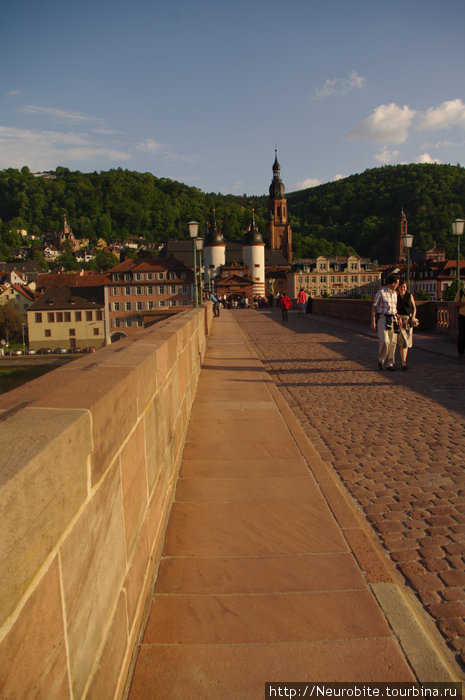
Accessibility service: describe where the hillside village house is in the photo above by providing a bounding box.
[0,283,36,319]
[27,286,105,351]
[288,255,382,299]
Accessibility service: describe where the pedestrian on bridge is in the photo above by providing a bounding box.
[371,273,400,371]
[280,293,292,322]
[451,283,465,361]
[297,288,307,313]
[396,280,417,370]
[209,293,220,317]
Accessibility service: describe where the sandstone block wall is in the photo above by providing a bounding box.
[0,305,212,699]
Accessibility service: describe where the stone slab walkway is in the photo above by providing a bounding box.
[235,309,465,675]
[127,310,461,699]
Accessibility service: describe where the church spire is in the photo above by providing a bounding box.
[269,149,285,199]
[266,150,292,262]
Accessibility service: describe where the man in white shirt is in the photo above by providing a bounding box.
[371,274,400,371]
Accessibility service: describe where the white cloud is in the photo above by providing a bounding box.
[135,138,197,165]
[7,90,22,96]
[420,138,465,150]
[375,147,401,164]
[21,104,102,124]
[135,138,165,154]
[414,153,442,164]
[350,103,417,144]
[313,71,365,99]
[294,177,322,190]
[332,173,346,182]
[416,99,465,131]
[0,125,131,170]
[92,127,122,136]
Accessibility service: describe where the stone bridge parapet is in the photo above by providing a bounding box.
[0,305,212,699]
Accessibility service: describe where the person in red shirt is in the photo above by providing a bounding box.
[297,288,307,313]
[280,293,292,322]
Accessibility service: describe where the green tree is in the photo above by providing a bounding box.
[0,302,23,343]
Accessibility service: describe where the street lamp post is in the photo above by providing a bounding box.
[196,237,204,302]
[21,323,26,354]
[451,219,464,290]
[188,221,200,307]
[403,233,414,291]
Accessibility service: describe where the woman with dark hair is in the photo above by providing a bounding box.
[397,280,417,370]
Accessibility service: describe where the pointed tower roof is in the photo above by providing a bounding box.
[204,208,225,246]
[243,209,264,245]
[269,149,285,199]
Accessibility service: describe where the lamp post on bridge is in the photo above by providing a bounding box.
[451,219,464,291]
[196,237,204,302]
[402,233,414,291]
[188,221,201,307]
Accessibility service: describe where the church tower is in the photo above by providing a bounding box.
[266,150,292,263]
[396,208,408,263]
[242,209,265,297]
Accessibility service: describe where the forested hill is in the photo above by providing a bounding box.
[287,164,465,263]
[0,163,464,265]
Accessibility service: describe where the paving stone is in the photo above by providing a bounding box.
[427,601,465,619]
[235,310,465,656]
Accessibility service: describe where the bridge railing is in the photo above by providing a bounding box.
[0,304,213,699]
[310,298,458,339]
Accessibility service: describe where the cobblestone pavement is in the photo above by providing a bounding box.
[235,308,465,670]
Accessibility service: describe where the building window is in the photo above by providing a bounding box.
[170,285,176,294]
[125,287,131,295]
[137,301,143,310]
[148,301,154,310]
[136,286,142,295]
[137,317,143,327]
[35,313,42,323]
[69,329,76,337]
[147,272,153,280]
[114,302,120,311]
[56,312,63,322]
[112,287,118,296]
[65,312,71,322]
[148,286,153,295]
[135,273,141,281]
[158,286,164,294]
[159,300,165,307]
[93,328,99,336]
[86,311,93,321]
[75,311,82,322]
[47,312,54,323]
[126,302,131,311]
[157,272,164,280]
[45,329,51,337]
[181,285,188,294]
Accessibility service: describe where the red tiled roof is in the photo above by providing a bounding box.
[37,271,107,290]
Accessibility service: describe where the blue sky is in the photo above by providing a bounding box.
[2,0,464,195]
